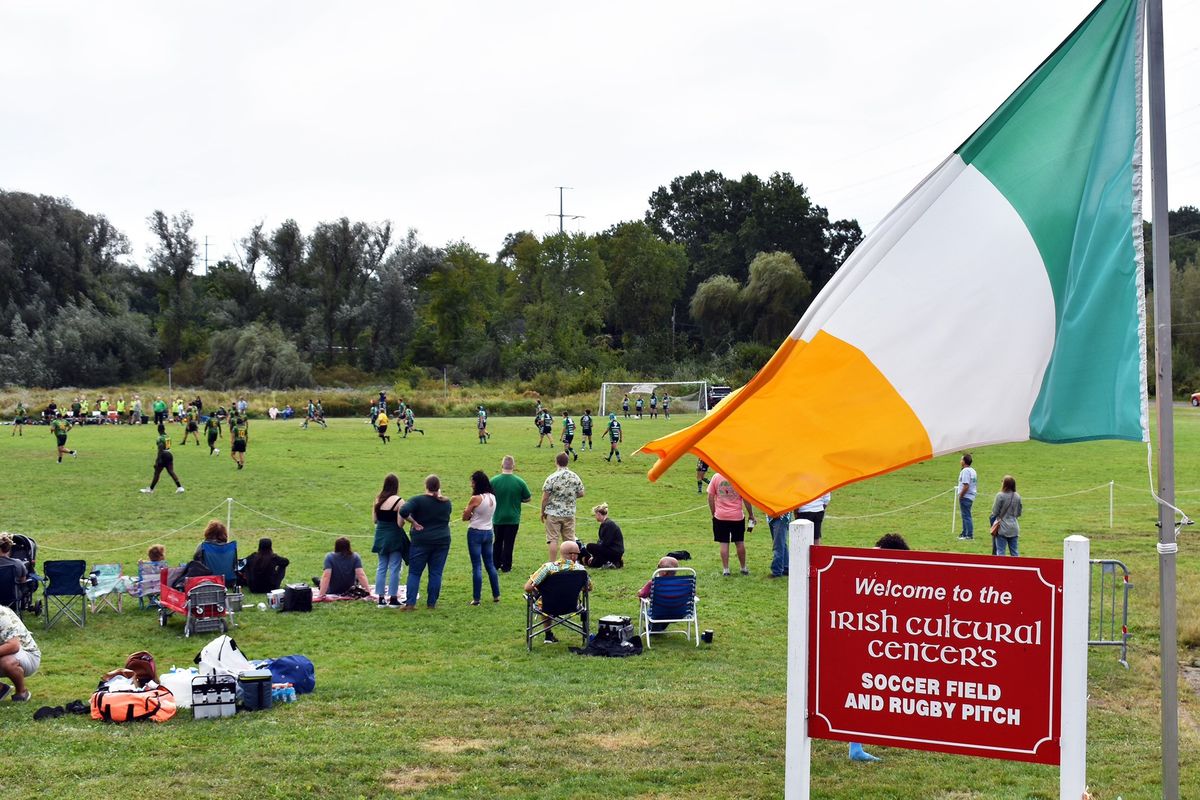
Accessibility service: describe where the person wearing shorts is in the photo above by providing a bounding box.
[376,410,390,443]
[696,458,710,493]
[580,410,593,450]
[140,423,184,494]
[50,414,76,463]
[708,472,756,576]
[230,416,249,469]
[12,402,26,437]
[0,604,40,702]
[540,452,585,561]
[204,414,222,455]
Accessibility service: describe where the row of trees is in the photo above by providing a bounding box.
[2,181,1198,392]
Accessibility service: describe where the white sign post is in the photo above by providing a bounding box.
[784,519,814,800]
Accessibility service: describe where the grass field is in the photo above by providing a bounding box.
[0,409,1198,799]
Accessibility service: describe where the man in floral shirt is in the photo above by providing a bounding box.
[0,604,40,702]
[540,452,585,561]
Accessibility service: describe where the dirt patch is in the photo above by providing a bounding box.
[383,767,457,795]
[583,731,657,751]
[422,737,495,754]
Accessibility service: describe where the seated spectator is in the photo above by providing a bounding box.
[579,503,624,568]
[192,520,229,564]
[0,533,29,589]
[147,544,166,563]
[316,536,370,598]
[638,556,679,632]
[240,537,290,594]
[268,406,279,421]
[0,603,40,702]
[523,540,591,644]
[282,405,295,419]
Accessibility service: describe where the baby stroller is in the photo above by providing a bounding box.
[9,534,42,616]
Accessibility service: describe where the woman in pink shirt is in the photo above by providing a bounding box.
[707,472,757,576]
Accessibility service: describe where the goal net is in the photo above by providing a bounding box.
[599,381,708,417]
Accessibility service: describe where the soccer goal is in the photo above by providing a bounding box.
[599,381,709,417]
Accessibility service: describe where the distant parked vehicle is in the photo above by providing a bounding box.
[707,385,732,411]
[1192,392,1200,407]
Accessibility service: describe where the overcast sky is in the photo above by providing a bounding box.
[2,0,1198,268]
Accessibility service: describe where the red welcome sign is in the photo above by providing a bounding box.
[807,546,1063,764]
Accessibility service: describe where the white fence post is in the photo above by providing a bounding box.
[226,497,234,534]
[1109,481,1114,528]
[785,519,814,800]
[1060,535,1090,799]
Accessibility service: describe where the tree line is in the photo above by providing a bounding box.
[1,180,1197,394]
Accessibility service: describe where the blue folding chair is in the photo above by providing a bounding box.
[638,567,699,647]
[43,559,87,629]
[200,541,239,586]
[132,559,168,610]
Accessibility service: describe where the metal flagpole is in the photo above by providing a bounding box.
[1145,0,1178,796]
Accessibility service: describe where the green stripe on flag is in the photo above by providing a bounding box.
[957,0,1144,443]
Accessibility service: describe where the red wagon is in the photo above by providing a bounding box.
[157,567,229,637]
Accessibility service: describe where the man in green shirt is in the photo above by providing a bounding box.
[490,455,532,573]
[153,397,167,426]
[230,416,249,470]
[50,414,76,463]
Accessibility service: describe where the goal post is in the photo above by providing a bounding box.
[599,381,709,417]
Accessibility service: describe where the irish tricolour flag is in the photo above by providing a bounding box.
[643,0,1149,515]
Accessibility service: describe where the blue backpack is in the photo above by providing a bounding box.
[266,655,315,694]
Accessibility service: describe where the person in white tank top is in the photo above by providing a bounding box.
[462,470,501,605]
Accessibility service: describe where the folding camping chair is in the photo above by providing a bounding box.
[199,541,242,622]
[638,567,699,647]
[84,563,125,613]
[525,569,590,651]
[42,559,87,629]
[132,559,168,609]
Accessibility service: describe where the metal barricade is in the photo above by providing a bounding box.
[1089,559,1131,668]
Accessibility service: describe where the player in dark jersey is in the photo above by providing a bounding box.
[663,394,671,419]
[580,410,593,450]
[182,404,201,446]
[314,399,328,428]
[12,401,26,437]
[477,405,490,444]
[635,396,644,419]
[649,392,658,419]
[140,423,184,494]
[536,409,553,447]
[605,413,622,463]
[696,458,710,493]
[50,414,76,462]
[561,412,578,462]
[230,416,249,469]
[204,413,222,456]
[622,394,630,418]
[301,398,316,429]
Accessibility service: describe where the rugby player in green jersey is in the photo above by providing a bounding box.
[604,413,622,463]
[140,423,184,493]
[50,414,76,462]
[230,416,249,469]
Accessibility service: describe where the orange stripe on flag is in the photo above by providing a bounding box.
[641,331,934,515]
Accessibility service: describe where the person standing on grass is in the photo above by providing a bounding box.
[622,394,630,418]
[767,508,793,578]
[957,453,978,541]
[50,413,76,463]
[204,412,222,456]
[230,415,249,470]
[794,492,831,543]
[400,475,453,610]
[604,413,622,462]
[182,403,201,446]
[541,452,585,561]
[708,472,755,576]
[477,405,490,444]
[561,411,578,462]
[536,409,553,448]
[140,423,184,494]
[662,394,671,419]
[635,395,644,418]
[990,475,1023,557]
[580,409,594,450]
[372,473,407,607]
[153,396,167,425]
[462,470,500,605]
[696,458,710,493]
[490,455,531,573]
[0,603,40,703]
[12,401,26,437]
[376,408,391,444]
[649,391,658,419]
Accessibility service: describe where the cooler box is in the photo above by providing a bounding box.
[238,669,273,712]
[267,589,285,611]
[192,673,237,719]
[598,614,634,642]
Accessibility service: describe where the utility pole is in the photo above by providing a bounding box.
[546,186,583,233]
[204,235,210,275]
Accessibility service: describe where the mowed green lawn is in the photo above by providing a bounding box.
[0,409,1198,799]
